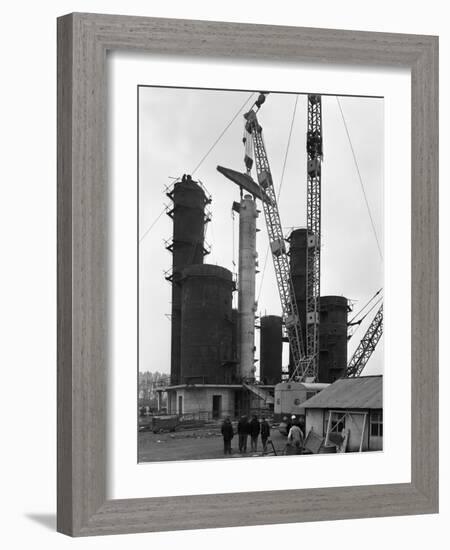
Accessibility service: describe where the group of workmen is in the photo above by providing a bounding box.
[220,415,271,455]
[220,414,305,456]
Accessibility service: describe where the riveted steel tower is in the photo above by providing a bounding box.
[165,175,210,385]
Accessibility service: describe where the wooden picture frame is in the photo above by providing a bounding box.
[57,13,438,536]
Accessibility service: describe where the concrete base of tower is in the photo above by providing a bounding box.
[158,384,275,420]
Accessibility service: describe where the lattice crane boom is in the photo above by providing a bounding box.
[305,94,323,380]
[346,303,383,377]
[243,100,306,372]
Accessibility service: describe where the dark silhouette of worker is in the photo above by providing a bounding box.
[221,417,234,455]
[237,415,249,453]
[260,417,271,454]
[249,415,260,453]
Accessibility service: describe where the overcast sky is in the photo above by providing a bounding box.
[138,87,384,377]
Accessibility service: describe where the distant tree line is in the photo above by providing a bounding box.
[138,371,170,410]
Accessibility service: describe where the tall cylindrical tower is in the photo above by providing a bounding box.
[179,265,234,384]
[232,308,240,367]
[260,315,283,384]
[319,295,348,382]
[238,195,258,381]
[166,176,208,385]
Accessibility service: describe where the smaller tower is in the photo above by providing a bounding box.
[318,296,348,382]
[260,315,283,384]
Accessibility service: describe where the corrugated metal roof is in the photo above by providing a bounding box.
[302,375,382,410]
[275,382,329,391]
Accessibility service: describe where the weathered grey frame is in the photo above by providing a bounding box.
[57,12,439,537]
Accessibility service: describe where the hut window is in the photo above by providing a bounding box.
[324,411,346,433]
[370,411,383,437]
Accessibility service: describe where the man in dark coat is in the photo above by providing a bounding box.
[237,415,249,453]
[221,417,234,455]
[260,416,271,454]
[249,415,261,453]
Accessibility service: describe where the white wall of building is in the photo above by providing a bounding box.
[306,409,325,437]
[168,388,236,418]
[306,408,383,451]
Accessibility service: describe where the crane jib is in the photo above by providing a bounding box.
[244,109,306,374]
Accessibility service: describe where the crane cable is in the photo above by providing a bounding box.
[348,287,383,325]
[336,97,383,261]
[191,92,255,176]
[257,94,299,303]
[348,295,383,338]
[359,295,383,324]
[139,92,255,243]
[139,208,167,244]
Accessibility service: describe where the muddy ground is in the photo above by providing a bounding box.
[138,423,288,462]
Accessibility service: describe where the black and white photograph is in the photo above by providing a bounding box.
[1,0,443,543]
[138,86,384,462]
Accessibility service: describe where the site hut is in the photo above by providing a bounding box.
[273,381,329,423]
[301,375,383,452]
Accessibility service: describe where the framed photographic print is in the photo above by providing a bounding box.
[57,13,438,536]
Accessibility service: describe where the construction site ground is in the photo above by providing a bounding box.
[138,422,288,462]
